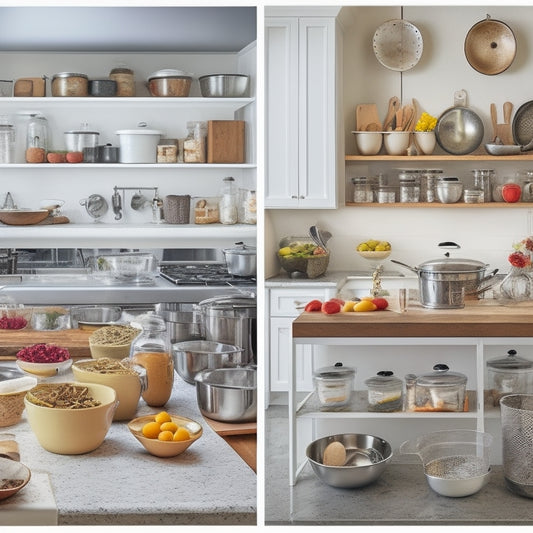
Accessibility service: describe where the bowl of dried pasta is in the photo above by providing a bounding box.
[72,358,145,420]
[88,324,140,360]
[24,382,118,454]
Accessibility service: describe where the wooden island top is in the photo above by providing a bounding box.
[292,299,533,338]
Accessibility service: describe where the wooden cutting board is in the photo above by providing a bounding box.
[490,102,514,144]
[207,120,245,163]
[355,103,382,131]
[202,415,256,436]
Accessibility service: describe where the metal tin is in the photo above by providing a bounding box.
[51,72,88,97]
[89,79,117,97]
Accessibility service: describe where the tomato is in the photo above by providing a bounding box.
[502,183,521,203]
[321,301,341,314]
[329,298,345,306]
[372,297,389,310]
[304,300,322,312]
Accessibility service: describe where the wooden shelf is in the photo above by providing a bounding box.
[345,201,533,208]
[346,154,533,161]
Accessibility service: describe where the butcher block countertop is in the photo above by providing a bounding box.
[292,299,533,338]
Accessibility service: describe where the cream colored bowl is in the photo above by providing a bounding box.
[72,359,142,421]
[128,414,202,458]
[24,382,117,455]
[89,341,132,360]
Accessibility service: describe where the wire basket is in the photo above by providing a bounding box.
[163,195,191,224]
[0,391,27,427]
[0,249,17,274]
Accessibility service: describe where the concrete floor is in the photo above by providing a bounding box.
[264,401,533,526]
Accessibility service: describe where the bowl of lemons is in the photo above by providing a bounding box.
[356,239,391,261]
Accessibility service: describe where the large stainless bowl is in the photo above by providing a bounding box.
[195,367,256,423]
[172,340,245,385]
[199,74,249,97]
[306,433,393,488]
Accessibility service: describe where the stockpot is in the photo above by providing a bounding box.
[197,294,256,365]
[391,257,498,309]
[223,242,256,277]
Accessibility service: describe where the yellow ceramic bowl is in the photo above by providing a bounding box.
[89,341,132,360]
[72,358,143,421]
[128,414,202,458]
[24,382,117,455]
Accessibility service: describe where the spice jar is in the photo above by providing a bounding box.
[219,176,238,225]
[183,121,207,163]
[51,72,89,97]
[109,67,135,97]
[313,362,356,409]
[487,349,533,407]
[412,363,467,412]
[364,371,403,412]
[25,114,49,164]
[129,316,174,407]
[351,177,373,203]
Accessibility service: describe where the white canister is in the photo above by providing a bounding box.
[115,123,162,163]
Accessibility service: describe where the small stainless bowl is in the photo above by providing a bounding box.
[436,181,463,203]
[195,367,256,423]
[70,305,122,330]
[172,340,245,385]
[306,433,392,488]
[199,74,249,97]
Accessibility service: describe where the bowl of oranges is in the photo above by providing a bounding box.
[128,411,203,458]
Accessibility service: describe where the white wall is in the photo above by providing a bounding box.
[265,5,533,277]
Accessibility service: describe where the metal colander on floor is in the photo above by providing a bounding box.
[501,394,533,498]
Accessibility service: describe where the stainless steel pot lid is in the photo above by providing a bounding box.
[373,19,423,71]
[464,15,516,75]
[487,349,533,370]
[435,90,484,155]
[512,100,533,145]
[223,243,256,255]
[417,257,488,273]
[416,364,467,386]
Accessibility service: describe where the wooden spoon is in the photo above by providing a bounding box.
[383,96,400,131]
[395,108,404,131]
[490,103,499,142]
[323,441,347,466]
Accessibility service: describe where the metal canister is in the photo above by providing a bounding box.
[51,72,88,97]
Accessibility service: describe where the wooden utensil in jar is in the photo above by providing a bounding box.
[383,96,400,131]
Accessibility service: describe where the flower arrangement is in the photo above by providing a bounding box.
[508,237,533,268]
[415,112,438,132]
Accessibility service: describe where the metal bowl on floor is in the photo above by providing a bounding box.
[195,367,256,423]
[306,433,393,488]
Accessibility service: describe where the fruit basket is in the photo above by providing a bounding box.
[278,236,329,279]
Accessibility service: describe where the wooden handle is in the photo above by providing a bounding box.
[503,101,513,125]
[490,103,498,138]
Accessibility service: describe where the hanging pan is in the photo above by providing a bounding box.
[435,90,484,155]
[512,100,533,146]
[464,15,516,75]
[373,19,423,72]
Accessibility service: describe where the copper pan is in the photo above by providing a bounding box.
[464,15,516,75]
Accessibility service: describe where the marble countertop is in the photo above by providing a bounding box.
[265,270,351,288]
[1,365,256,526]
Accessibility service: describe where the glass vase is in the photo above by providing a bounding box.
[500,267,533,301]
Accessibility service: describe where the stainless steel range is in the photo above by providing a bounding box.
[159,263,256,288]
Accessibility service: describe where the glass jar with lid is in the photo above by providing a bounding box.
[219,176,238,225]
[472,169,494,203]
[364,370,403,412]
[420,169,443,203]
[412,363,467,412]
[486,349,533,406]
[183,120,207,163]
[25,113,49,163]
[0,117,15,164]
[130,315,174,407]
[351,177,373,203]
[398,170,421,203]
[313,362,356,409]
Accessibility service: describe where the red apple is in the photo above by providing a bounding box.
[502,183,521,203]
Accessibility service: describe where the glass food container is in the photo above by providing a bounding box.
[412,363,467,412]
[487,349,533,407]
[129,315,174,407]
[313,362,355,409]
[364,371,403,412]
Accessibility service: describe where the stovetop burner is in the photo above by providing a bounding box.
[160,263,256,287]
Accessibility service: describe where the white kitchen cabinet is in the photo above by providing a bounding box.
[265,14,340,209]
[267,286,336,398]
[0,46,257,249]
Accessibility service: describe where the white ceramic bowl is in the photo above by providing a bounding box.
[383,131,410,155]
[16,359,72,378]
[24,382,117,454]
[352,131,383,155]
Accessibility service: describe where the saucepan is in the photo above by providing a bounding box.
[391,256,499,309]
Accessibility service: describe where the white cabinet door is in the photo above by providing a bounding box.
[265,16,338,209]
[270,317,314,392]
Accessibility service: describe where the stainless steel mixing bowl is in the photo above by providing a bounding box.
[199,74,249,97]
[306,433,392,488]
[195,367,256,423]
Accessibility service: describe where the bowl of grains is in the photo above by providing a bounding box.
[88,325,140,360]
[24,382,118,454]
[72,358,146,420]
[0,457,31,501]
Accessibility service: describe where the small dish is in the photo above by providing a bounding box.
[16,359,72,378]
[0,457,31,501]
[358,250,391,260]
[128,414,202,458]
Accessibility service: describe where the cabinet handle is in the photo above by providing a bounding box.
[299,195,305,199]
[291,195,297,199]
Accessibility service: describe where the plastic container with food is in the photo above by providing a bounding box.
[30,306,70,330]
[364,371,403,412]
[313,362,355,409]
[193,197,220,224]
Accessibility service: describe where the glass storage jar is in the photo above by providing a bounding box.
[130,315,174,407]
[25,113,49,163]
[472,169,494,203]
[109,67,135,97]
[0,119,15,164]
[351,177,373,203]
[313,362,355,409]
[364,370,403,412]
[487,349,533,406]
[183,120,207,163]
[420,169,443,202]
[398,170,420,203]
[219,176,238,225]
[412,363,467,412]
